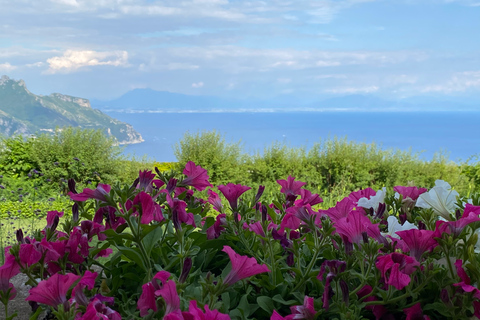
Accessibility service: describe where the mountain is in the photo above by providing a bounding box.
[93,89,479,113]
[0,75,143,144]
[91,88,243,111]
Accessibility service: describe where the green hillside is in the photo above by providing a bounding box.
[0,75,143,144]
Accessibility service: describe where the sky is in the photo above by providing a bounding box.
[1,0,480,102]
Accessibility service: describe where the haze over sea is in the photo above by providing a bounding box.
[105,111,480,163]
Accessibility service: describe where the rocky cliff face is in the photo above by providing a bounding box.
[0,75,143,144]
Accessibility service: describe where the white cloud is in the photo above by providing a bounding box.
[26,62,45,68]
[421,71,480,93]
[0,62,16,72]
[316,60,341,67]
[51,0,80,7]
[165,63,200,70]
[46,50,128,73]
[326,85,379,94]
[192,81,204,88]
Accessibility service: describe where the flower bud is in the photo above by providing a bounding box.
[68,179,77,194]
[255,185,265,203]
[16,229,24,243]
[166,178,178,194]
[261,204,268,223]
[72,203,79,223]
[179,257,192,283]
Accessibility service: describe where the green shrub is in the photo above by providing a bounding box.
[174,131,475,199]
[0,197,72,219]
[174,130,248,184]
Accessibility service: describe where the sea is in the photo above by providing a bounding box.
[104,111,480,163]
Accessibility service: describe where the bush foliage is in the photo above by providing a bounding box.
[175,131,476,197]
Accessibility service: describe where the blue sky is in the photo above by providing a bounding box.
[1,0,480,102]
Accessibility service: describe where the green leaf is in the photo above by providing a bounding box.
[272,294,297,306]
[257,296,275,314]
[115,245,147,272]
[142,226,163,256]
[103,229,134,242]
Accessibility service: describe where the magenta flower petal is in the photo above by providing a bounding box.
[19,243,42,266]
[181,161,213,191]
[246,221,265,237]
[138,283,157,316]
[348,188,376,204]
[319,197,355,222]
[206,214,227,240]
[80,298,121,320]
[208,189,224,212]
[386,263,411,290]
[334,211,380,245]
[0,254,20,298]
[295,189,323,207]
[376,253,419,291]
[187,300,231,320]
[155,280,180,315]
[277,176,306,196]
[134,191,163,224]
[394,186,428,201]
[218,183,251,211]
[137,170,157,191]
[26,273,80,308]
[69,183,111,202]
[222,246,270,286]
[404,303,430,320]
[46,210,64,229]
[396,229,438,261]
[289,296,316,320]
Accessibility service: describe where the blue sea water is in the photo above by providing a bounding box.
[104,111,480,163]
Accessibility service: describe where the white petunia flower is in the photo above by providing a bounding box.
[358,187,386,212]
[384,216,418,239]
[416,180,459,221]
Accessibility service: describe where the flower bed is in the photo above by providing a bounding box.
[1,161,480,319]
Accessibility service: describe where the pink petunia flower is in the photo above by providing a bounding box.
[277,176,306,204]
[79,298,121,320]
[138,270,172,316]
[404,303,430,320]
[452,260,480,300]
[294,189,323,207]
[271,310,293,320]
[334,211,381,245]
[26,273,81,310]
[166,194,196,229]
[137,169,163,193]
[396,229,438,262]
[348,188,376,204]
[69,183,111,202]
[207,189,224,212]
[319,197,355,222]
[181,161,213,191]
[138,282,157,316]
[155,280,180,315]
[133,191,164,224]
[394,186,428,201]
[218,183,251,211]
[222,246,270,286]
[45,210,64,230]
[376,253,419,290]
[435,209,480,238]
[289,296,316,320]
[0,254,20,300]
[206,214,227,240]
[186,300,231,320]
